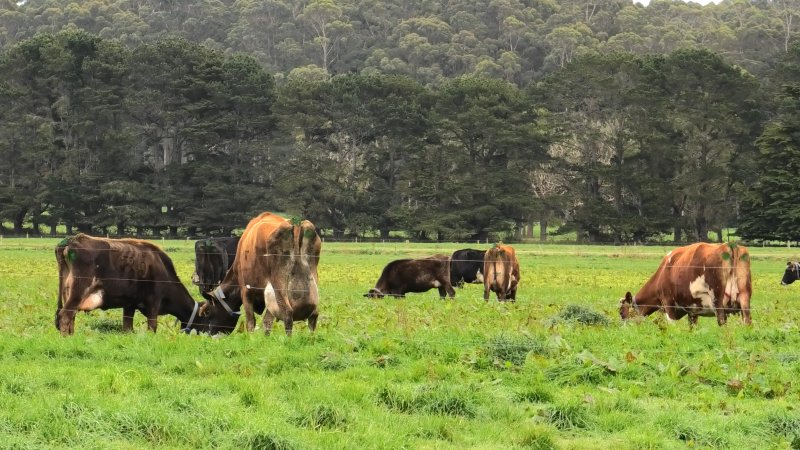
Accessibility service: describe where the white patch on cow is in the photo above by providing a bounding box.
[264,282,281,317]
[688,274,716,315]
[78,290,104,311]
[432,280,441,287]
[475,269,484,283]
[309,276,319,305]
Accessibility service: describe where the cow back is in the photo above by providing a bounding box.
[484,244,519,293]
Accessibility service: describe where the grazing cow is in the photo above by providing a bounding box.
[191,236,240,294]
[619,242,752,327]
[202,212,321,336]
[365,255,456,299]
[450,249,487,288]
[483,244,520,302]
[781,261,800,285]
[55,234,209,335]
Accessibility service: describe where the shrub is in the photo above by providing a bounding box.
[547,305,610,327]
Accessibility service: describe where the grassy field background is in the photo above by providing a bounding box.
[2,238,800,449]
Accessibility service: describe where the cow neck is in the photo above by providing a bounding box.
[174,301,200,332]
[631,288,661,316]
[210,284,241,317]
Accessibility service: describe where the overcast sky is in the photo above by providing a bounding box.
[638,0,722,5]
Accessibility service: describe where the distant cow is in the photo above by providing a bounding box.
[55,234,209,335]
[191,236,240,294]
[483,244,520,302]
[781,261,800,285]
[202,213,321,336]
[365,255,456,299]
[619,242,752,327]
[450,249,486,288]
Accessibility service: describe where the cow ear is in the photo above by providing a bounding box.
[624,292,633,303]
[788,261,793,267]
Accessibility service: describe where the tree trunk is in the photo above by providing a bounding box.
[713,227,724,243]
[695,204,709,242]
[50,224,57,236]
[539,220,548,242]
[380,228,390,240]
[117,222,126,236]
[66,223,74,235]
[13,210,25,234]
[168,225,179,237]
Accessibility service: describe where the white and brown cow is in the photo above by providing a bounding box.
[202,212,321,336]
[365,255,456,299]
[619,242,752,327]
[483,243,520,302]
[55,234,208,335]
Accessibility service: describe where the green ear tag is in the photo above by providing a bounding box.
[67,249,77,262]
[303,228,316,240]
[740,253,750,262]
[290,216,303,226]
[721,252,731,261]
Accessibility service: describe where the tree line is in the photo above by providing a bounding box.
[0,29,798,242]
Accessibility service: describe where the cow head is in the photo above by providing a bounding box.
[364,288,384,298]
[619,292,635,320]
[199,286,242,334]
[782,261,800,285]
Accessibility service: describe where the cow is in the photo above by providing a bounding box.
[781,261,800,285]
[191,236,240,294]
[55,234,210,335]
[619,242,752,327]
[364,255,456,299]
[201,212,321,336]
[483,244,520,302]
[450,249,487,288]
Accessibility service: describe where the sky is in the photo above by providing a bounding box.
[638,0,722,5]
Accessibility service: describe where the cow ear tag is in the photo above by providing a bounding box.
[67,249,77,262]
[740,253,750,262]
[721,252,731,261]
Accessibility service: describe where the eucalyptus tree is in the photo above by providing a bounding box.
[429,76,546,241]
[739,43,800,241]
[539,52,671,243]
[658,49,762,241]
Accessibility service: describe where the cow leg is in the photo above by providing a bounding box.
[284,316,294,337]
[146,300,160,333]
[508,286,517,302]
[122,306,135,332]
[438,286,447,299]
[308,310,319,332]
[738,295,752,326]
[715,307,727,326]
[483,285,490,301]
[262,311,274,336]
[241,285,257,333]
[445,283,456,298]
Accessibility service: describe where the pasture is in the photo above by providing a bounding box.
[2,238,800,449]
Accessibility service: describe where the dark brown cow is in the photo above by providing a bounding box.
[483,244,520,302]
[202,212,321,336]
[191,236,240,294]
[365,255,456,299]
[55,234,208,335]
[619,242,752,327]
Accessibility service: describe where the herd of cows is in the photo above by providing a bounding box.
[53,211,800,336]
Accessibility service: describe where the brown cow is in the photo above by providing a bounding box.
[483,244,520,302]
[55,234,208,335]
[364,255,456,299]
[202,212,321,336]
[619,242,752,327]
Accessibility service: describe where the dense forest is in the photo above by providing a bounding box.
[1,0,800,242]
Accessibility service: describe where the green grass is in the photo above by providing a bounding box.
[2,238,800,448]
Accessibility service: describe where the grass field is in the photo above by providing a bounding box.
[2,238,800,449]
